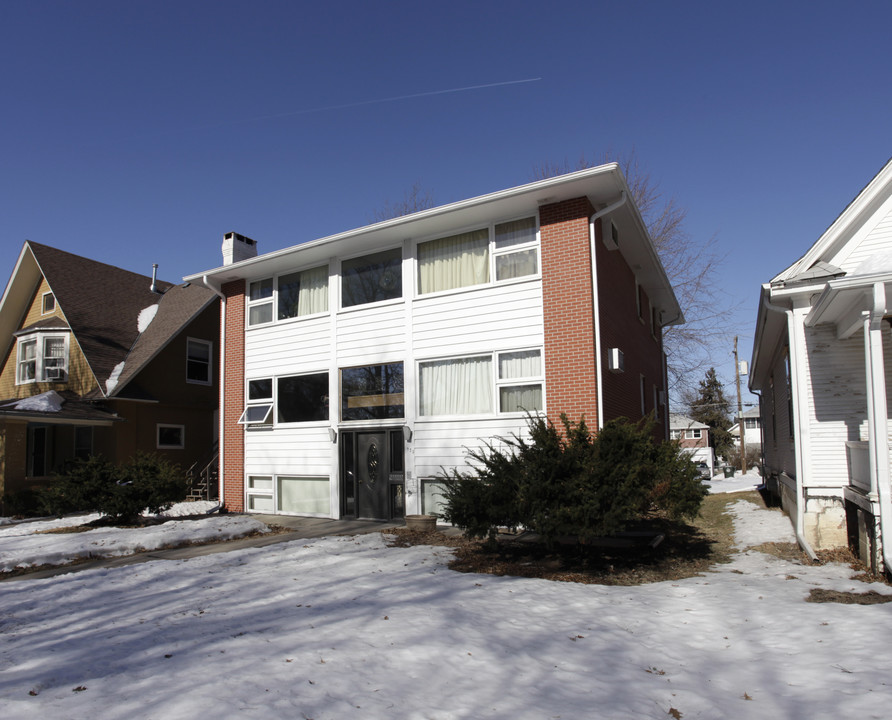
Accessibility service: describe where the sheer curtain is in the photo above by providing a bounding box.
[419,356,493,415]
[418,229,489,294]
[498,350,542,412]
[296,265,329,316]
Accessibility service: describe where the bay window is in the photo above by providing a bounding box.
[16,333,69,384]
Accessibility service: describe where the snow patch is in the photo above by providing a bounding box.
[2,391,64,413]
[105,361,125,395]
[137,303,159,333]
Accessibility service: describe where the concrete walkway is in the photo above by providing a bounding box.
[2,515,407,583]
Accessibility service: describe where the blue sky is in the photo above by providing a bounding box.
[3,0,891,407]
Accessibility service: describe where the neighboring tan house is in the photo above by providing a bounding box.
[187,164,682,521]
[750,157,892,574]
[0,241,220,511]
[729,407,762,448]
[669,413,713,475]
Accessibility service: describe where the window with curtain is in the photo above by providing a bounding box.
[278,265,329,320]
[419,355,494,416]
[493,217,538,281]
[497,349,542,412]
[417,229,489,294]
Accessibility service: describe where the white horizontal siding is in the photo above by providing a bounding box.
[413,279,543,356]
[803,324,868,489]
[245,316,331,376]
[413,417,532,478]
[833,196,892,273]
[336,303,407,365]
[244,425,333,477]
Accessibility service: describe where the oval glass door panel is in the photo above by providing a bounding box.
[366,442,379,485]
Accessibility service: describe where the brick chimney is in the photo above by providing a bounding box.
[222,232,258,265]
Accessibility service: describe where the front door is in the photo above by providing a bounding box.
[356,431,389,519]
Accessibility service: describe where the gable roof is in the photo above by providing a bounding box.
[668,413,709,430]
[0,242,216,398]
[772,157,892,284]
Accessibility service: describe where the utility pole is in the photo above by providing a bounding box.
[733,336,746,473]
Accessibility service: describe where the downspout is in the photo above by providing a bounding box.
[862,282,892,575]
[202,275,227,507]
[589,192,627,430]
[762,294,818,561]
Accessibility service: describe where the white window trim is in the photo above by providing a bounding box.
[416,347,545,419]
[16,332,69,384]
[691,428,702,439]
[338,245,405,313]
[244,474,332,518]
[157,424,185,449]
[186,337,213,386]
[239,377,274,427]
[41,292,56,315]
[246,278,274,327]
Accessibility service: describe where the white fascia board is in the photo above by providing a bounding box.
[185,164,620,284]
[0,244,40,370]
[773,157,892,283]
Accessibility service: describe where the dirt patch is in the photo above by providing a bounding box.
[806,588,892,604]
[386,492,775,586]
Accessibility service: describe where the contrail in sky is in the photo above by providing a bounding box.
[246,77,543,121]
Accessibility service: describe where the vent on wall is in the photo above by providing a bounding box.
[608,348,624,373]
[603,219,619,250]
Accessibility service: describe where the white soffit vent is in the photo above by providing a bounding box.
[603,218,619,250]
[608,347,624,373]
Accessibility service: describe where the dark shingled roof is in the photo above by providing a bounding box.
[27,242,216,396]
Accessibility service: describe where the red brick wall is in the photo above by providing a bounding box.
[594,217,667,437]
[539,197,599,429]
[221,280,246,511]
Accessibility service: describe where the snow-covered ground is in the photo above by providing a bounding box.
[704,467,764,495]
[0,502,266,572]
[1,497,891,718]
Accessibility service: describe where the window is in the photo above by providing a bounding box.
[670,429,682,440]
[637,283,646,322]
[186,338,212,385]
[417,229,489,294]
[157,424,185,449]
[278,265,329,319]
[238,378,273,426]
[277,476,330,515]
[247,278,274,326]
[417,217,539,295]
[341,362,404,421]
[341,248,402,308]
[277,373,329,423]
[246,476,274,512]
[16,333,69,384]
[419,355,493,416]
[419,349,543,417]
[494,217,538,281]
[42,292,55,314]
[691,428,702,439]
[497,350,542,412]
[744,418,759,429]
[74,426,93,460]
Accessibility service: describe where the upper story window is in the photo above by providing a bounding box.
[42,292,56,314]
[186,338,212,385]
[744,417,760,429]
[247,265,330,327]
[340,362,404,420]
[691,428,702,439]
[670,429,682,440]
[16,333,69,384]
[417,217,538,295]
[341,248,402,308]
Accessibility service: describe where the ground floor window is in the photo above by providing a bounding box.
[340,362,404,421]
[245,474,330,516]
[157,424,185,449]
[421,479,447,517]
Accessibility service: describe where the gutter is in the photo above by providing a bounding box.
[589,192,627,430]
[761,294,819,562]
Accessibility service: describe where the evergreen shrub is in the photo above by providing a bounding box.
[40,453,189,523]
[439,414,707,547]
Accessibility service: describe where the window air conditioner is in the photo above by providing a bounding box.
[608,348,624,373]
[45,368,65,381]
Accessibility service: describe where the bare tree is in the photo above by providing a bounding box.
[371,181,435,222]
[533,151,732,401]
